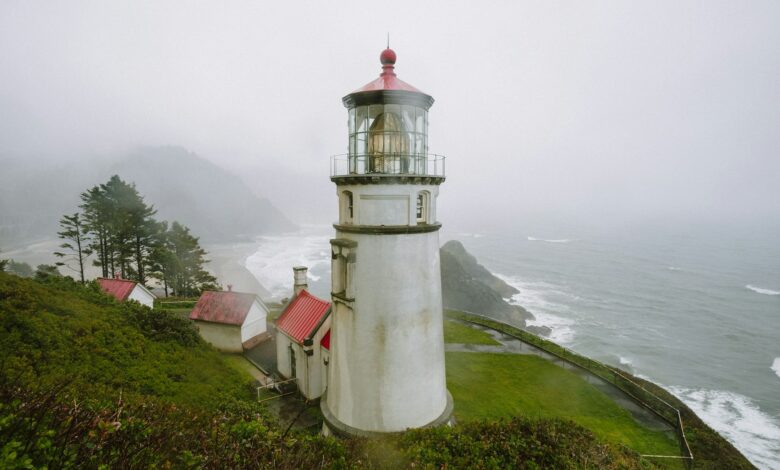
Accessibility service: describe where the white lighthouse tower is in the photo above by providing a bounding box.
[322,47,452,436]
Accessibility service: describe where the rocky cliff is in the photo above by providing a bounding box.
[440,240,548,334]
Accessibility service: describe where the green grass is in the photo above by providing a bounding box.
[444,319,501,345]
[446,351,680,457]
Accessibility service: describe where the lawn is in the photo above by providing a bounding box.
[443,319,501,345]
[446,351,680,457]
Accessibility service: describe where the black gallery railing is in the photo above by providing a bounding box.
[330,154,445,177]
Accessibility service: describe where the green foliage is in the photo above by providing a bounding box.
[0,274,741,468]
[34,264,61,280]
[398,418,654,469]
[154,221,218,297]
[0,272,248,409]
[54,212,92,283]
[5,260,33,278]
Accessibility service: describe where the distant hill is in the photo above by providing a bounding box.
[107,147,296,242]
[0,146,295,247]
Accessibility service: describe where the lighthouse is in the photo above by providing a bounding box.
[321,47,453,436]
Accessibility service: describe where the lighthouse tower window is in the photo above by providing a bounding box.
[416,191,429,223]
[341,191,354,223]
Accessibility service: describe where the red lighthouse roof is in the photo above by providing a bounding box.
[352,47,425,94]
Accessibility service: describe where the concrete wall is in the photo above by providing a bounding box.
[194,321,242,353]
[241,300,268,343]
[325,201,449,432]
[128,285,155,309]
[337,184,439,227]
[276,331,294,378]
[275,316,331,401]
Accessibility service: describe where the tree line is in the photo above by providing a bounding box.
[53,175,217,296]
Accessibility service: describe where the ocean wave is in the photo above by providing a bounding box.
[244,226,331,300]
[527,236,571,243]
[667,266,682,271]
[746,285,780,296]
[772,358,780,380]
[667,386,780,470]
[496,274,576,344]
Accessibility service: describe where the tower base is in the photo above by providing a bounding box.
[320,390,454,438]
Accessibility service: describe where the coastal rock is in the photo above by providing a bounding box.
[440,240,533,329]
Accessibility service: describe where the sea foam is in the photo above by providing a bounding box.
[527,236,571,243]
[496,274,576,344]
[746,285,780,296]
[244,225,331,300]
[668,386,780,470]
[772,358,780,380]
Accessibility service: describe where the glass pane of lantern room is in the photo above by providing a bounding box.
[368,105,383,129]
[356,106,368,133]
[416,110,425,133]
[401,105,415,131]
[385,104,401,122]
[348,108,355,135]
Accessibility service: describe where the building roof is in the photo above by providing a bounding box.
[276,290,331,343]
[97,277,138,301]
[321,330,331,351]
[351,48,425,94]
[189,290,259,326]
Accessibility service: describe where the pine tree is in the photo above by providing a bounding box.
[80,176,157,283]
[159,222,217,297]
[53,213,92,283]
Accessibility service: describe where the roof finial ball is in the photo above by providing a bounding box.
[379,47,397,76]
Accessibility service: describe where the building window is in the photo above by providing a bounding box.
[416,191,429,223]
[341,191,353,223]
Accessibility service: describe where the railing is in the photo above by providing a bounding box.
[447,311,694,468]
[330,153,445,178]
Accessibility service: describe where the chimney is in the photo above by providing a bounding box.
[293,266,308,296]
[227,284,233,292]
[114,271,120,279]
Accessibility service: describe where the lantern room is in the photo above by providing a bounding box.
[332,48,444,178]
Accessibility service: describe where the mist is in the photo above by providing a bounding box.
[2,1,779,231]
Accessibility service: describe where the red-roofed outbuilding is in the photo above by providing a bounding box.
[97,277,156,308]
[190,288,269,353]
[275,270,332,401]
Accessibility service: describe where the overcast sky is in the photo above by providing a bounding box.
[1,1,779,229]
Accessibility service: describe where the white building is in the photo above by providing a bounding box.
[275,267,332,401]
[189,288,270,353]
[322,47,453,436]
[97,276,156,309]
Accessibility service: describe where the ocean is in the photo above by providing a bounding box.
[244,221,780,469]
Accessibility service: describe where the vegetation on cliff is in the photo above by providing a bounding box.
[0,272,656,469]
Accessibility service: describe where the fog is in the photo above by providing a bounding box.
[2,1,779,231]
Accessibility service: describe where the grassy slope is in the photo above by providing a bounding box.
[0,273,252,410]
[446,351,679,456]
[0,273,655,468]
[446,311,757,469]
[444,318,501,345]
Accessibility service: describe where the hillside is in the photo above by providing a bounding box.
[0,147,295,246]
[0,272,654,469]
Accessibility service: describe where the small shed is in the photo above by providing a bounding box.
[275,290,331,400]
[97,277,156,309]
[189,289,270,353]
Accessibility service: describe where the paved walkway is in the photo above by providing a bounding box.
[446,320,674,433]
